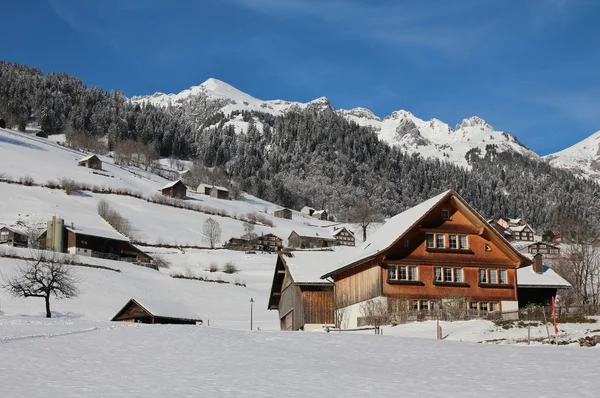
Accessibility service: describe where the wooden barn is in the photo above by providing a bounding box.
[312,210,328,220]
[0,118,5,129]
[526,241,560,255]
[300,206,316,216]
[516,253,571,307]
[35,131,48,138]
[251,233,283,252]
[331,227,355,247]
[112,298,202,325]
[288,230,336,249]
[161,180,187,199]
[274,208,292,220]
[0,226,28,247]
[77,154,102,170]
[268,252,336,331]
[210,185,230,200]
[321,190,535,329]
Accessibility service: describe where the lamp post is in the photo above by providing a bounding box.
[250,298,254,331]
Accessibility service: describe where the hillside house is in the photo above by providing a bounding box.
[312,210,328,221]
[331,227,355,247]
[301,206,316,216]
[224,237,251,251]
[197,184,230,200]
[526,241,560,256]
[112,298,202,325]
[251,233,283,252]
[77,154,102,170]
[517,253,571,307]
[274,208,292,220]
[268,252,336,331]
[0,118,5,128]
[509,224,535,241]
[320,190,535,329]
[36,131,48,138]
[0,226,28,247]
[161,180,187,199]
[288,230,336,249]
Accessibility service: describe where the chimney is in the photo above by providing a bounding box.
[533,253,544,274]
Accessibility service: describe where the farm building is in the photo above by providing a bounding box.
[77,154,102,170]
[331,227,355,247]
[35,131,48,138]
[517,253,571,307]
[111,299,202,325]
[312,210,328,221]
[526,241,560,256]
[268,252,336,331]
[274,208,292,220]
[197,184,230,200]
[288,230,336,249]
[251,233,283,252]
[0,226,28,247]
[0,118,5,128]
[300,206,315,216]
[161,180,187,199]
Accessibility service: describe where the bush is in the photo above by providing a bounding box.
[223,261,237,274]
[46,180,60,189]
[59,178,79,195]
[559,315,597,324]
[208,263,218,273]
[153,255,171,269]
[97,199,132,237]
[20,175,35,186]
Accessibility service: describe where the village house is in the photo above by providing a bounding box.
[331,227,355,247]
[495,217,535,242]
[77,154,102,170]
[312,210,328,221]
[526,241,561,256]
[161,180,187,199]
[0,226,28,247]
[268,252,336,331]
[301,206,316,216]
[288,230,337,249]
[274,208,292,220]
[197,183,230,200]
[252,233,283,252]
[320,190,538,329]
[224,237,252,251]
[111,298,202,325]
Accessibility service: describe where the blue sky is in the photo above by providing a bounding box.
[1,0,599,155]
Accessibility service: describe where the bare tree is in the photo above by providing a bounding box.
[359,298,390,328]
[2,252,79,318]
[333,287,351,329]
[349,199,383,242]
[242,222,257,240]
[203,218,222,249]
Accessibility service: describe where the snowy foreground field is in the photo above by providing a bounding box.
[1,318,599,398]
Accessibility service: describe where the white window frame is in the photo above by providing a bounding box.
[449,234,457,249]
[459,235,468,249]
[436,234,445,249]
[426,233,435,248]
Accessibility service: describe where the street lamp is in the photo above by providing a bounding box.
[250,298,254,331]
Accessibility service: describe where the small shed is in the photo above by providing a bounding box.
[274,208,292,220]
[36,131,48,138]
[0,118,5,129]
[111,298,202,325]
[197,183,212,195]
[517,254,571,307]
[0,226,28,247]
[210,185,230,200]
[161,180,187,199]
[312,210,328,220]
[301,206,315,216]
[78,154,102,170]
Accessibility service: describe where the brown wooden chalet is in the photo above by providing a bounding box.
[35,130,48,138]
[274,208,292,220]
[0,226,28,247]
[112,298,202,325]
[526,241,560,255]
[288,230,336,249]
[161,180,187,199]
[321,190,534,328]
[331,227,355,247]
[77,154,102,170]
[252,233,283,252]
[268,252,336,331]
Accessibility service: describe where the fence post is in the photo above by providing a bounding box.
[552,296,558,338]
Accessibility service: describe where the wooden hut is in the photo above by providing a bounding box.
[161,180,187,199]
[274,208,292,220]
[36,131,48,138]
[111,298,202,325]
[77,154,102,170]
[0,226,28,247]
[0,118,5,129]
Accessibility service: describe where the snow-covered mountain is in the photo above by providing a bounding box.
[543,130,600,179]
[132,78,538,168]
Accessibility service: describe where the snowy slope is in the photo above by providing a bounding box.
[132,78,537,168]
[543,130,600,179]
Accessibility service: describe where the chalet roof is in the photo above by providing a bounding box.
[282,251,341,284]
[289,229,337,240]
[275,208,291,212]
[161,180,185,190]
[65,225,129,242]
[197,183,228,192]
[0,225,27,236]
[112,298,202,322]
[78,154,99,164]
[322,190,532,279]
[509,224,533,233]
[527,241,560,250]
[517,265,572,288]
[331,227,354,237]
[301,206,315,212]
[312,210,327,216]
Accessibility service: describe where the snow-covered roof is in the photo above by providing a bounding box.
[197,183,228,192]
[323,190,452,277]
[0,225,26,235]
[517,265,572,288]
[283,251,344,284]
[213,185,229,192]
[301,206,315,212]
[290,229,336,240]
[65,225,129,242]
[509,218,523,224]
[509,224,532,233]
[78,154,98,163]
[161,180,184,190]
[132,298,201,321]
[312,210,326,216]
[331,227,354,237]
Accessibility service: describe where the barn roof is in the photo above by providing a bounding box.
[509,224,534,233]
[112,298,202,322]
[312,210,326,216]
[0,225,27,235]
[517,265,572,288]
[161,180,185,190]
[282,251,343,284]
[288,229,336,240]
[65,225,129,242]
[331,227,354,237]
[78,154,99,163]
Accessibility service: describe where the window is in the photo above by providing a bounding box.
[444,267,453,282]
[454,268,463,283]
[420,300,429,311]
[442,210,450,220]
[489,269,497,284]
[469,302,479,312]
[480,302,489,312]
[485,244,492,252]
[409,266,418,281]
[404,240,409,247]
[436,234,445,248]
[449,234,457,249]
[434,267,442,282]
[398,266,407,280]
[490,302,499,312]
[479,269,487,283]
[459,235,468,249]
[426,233,435,248]
[387,266,397,280]
[412,300,419,311]
[498,269,507,284]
